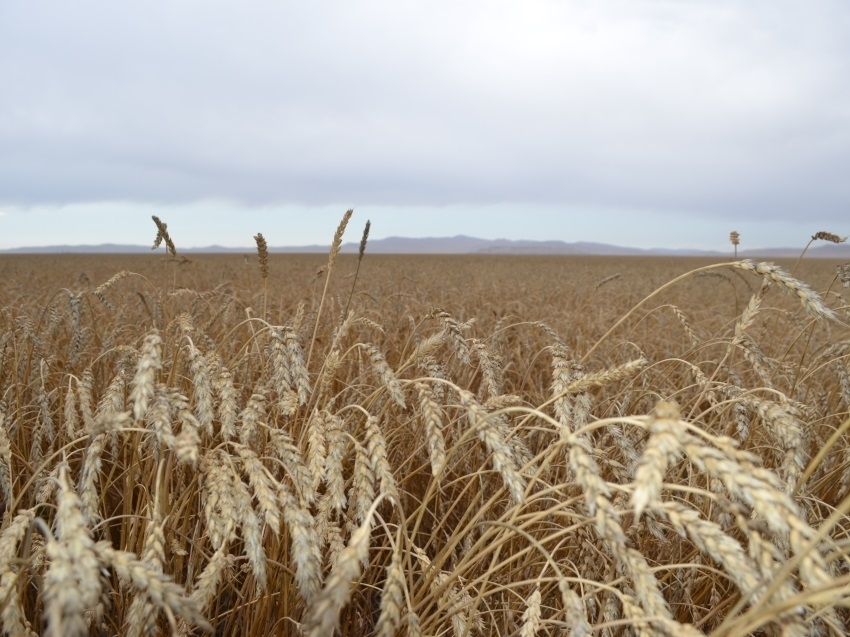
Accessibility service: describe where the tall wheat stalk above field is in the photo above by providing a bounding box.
[729,230,740,258]
[307,209,352,368]
[150,214,178,299]
[344,219,370,319]
[792,230,846,275]
[254,232,269,320]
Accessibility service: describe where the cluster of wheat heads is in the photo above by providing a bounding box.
[1,214,850,636]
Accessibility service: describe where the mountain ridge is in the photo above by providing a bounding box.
[1,235,848,258]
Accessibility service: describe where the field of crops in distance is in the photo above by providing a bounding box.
[2,236,850,636]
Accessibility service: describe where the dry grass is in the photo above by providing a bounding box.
[1,215,850,636]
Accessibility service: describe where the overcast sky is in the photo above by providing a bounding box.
[1,1,849,250]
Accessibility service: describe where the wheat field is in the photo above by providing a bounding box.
[2,213,850,636]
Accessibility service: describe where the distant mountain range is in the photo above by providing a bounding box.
[2,235,849,258]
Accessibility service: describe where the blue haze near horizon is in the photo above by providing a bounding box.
[0,207,825,252]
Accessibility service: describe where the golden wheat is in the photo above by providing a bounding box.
[1,215,849,635]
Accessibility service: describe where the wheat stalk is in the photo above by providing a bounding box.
[365,415,398,504]
[733,260,837,322]
[303,498,380,637]
[278,481,323,603]
[254,232,269,320]
[307,209,353,368]
[416,382,446,479]
[519,586,542,637]
[460,389,526,504]
[0,509,37,637]
[376,538,405,637]
[43,464,105,637]
[267,428,315,504]
[130,331,162,422]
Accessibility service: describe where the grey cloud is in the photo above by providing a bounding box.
[1,0,849,222]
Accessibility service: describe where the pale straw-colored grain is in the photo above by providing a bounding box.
[305,409,328,493]
[428,308,473,365]
[322,518,345,571]
[317,348,342,407]
[171,395,200,466]
[278,483,322,604]
[407,330,448,367]
[78,367,95,432]
[34,379,54,462]
[669,304,700,348]
[185,341,214,437]
[189,547,230,611]
[564,357,649,394]
[97,369,127,419]
[362,343,406,409]
[67,291,84,363]
[125,510,166,637]
[460,389,526,503]
[304,500,377,637]
[268,428,315,504]
[328,209,353,270]
[560,581,591,637]
[660,500,763,599]
[733,259,837,322]
[483,393,523,410]
[412,545,483,637]
[200,450,240,552]
[0,507,35,564]
[92,270,132,310]
[237,445,282,533]
[79,433,105,523]
[747,396,807,490]
[282,326,312,405]
[0,418,12,507]
[211,355,238,440]
[63,379,79,439]
[0,567,38,637]
[130,331,162,422]
[550,347,592,435]
[568,439,672,624]
[218,455,268,589]
[416,382,446,479]
[744,523,806,624]
[96,542,209,631]
[35,464,60,507]
[149,383,176,449]
[238,500,267,590]
[632,401,684,519]
[471,338,504,399]
[44,465,105,637]
[238,390,266,449]
[365,415,398,504]
[349,442,375,525]
[519,586,542,637]
[376,541,405,637]
[269,328,293,399]
[416,356,449,401]
[732,282,774,386]
[323,412,348,514]
[674,421,843,628]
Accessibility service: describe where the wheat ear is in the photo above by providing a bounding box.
[307,209,353,368]
[303,498,380,637]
